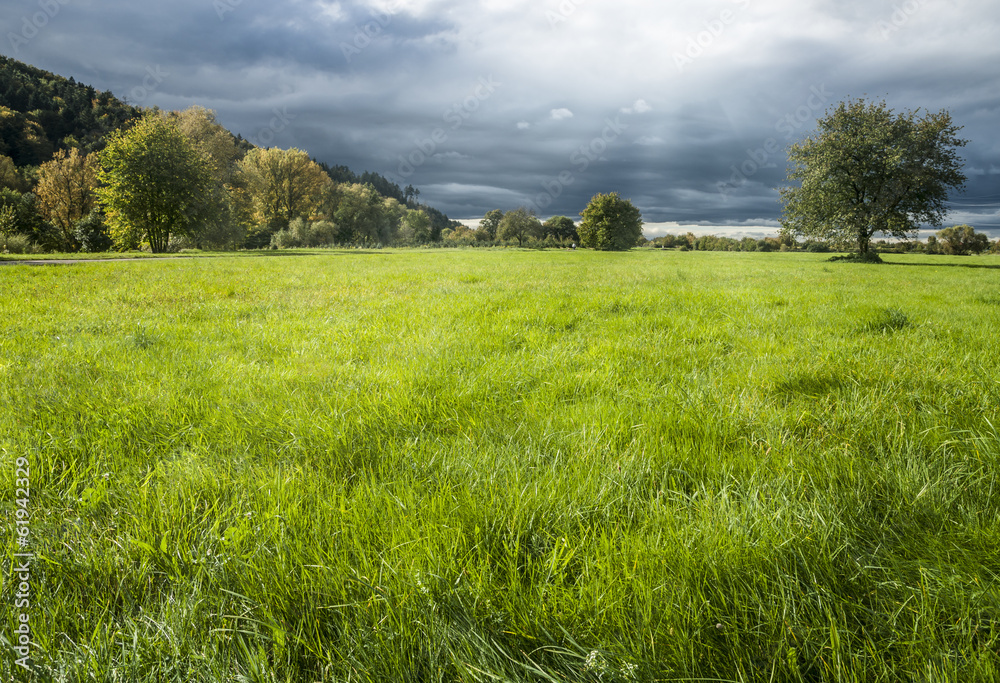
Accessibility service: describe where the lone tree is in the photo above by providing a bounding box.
[578,192,643,250]
[96,116,212,252]
[779,99,967,256]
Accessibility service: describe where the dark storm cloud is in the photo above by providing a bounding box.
[3,0,999,233]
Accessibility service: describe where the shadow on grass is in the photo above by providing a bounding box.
[882,259,1000,270]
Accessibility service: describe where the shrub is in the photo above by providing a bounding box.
[829,251,883,264]
[1,233,34,254]
[288,217,310,246]
[309,220,338,247]
[167,234,195,252]
[74,211,114,252]
[270,229,299,249]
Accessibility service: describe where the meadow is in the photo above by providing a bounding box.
[2,249,1000,682]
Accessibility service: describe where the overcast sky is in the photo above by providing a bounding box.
[4,0,999,235]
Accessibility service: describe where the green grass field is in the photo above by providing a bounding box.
[2,249,1000,682]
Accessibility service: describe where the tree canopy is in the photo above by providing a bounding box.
[331,182,399,244]
[236,147,331,232]
[96,115,213,252]
[578,192,643,251]
[36,148,99,250]
[400,208,432,244]
[779,99,967,255]
[497,207,542,246]
[478,209,503,241]
[0,55,460,252]
[936,224,990,255]
[0,55,140,165]
[542,215,579,242]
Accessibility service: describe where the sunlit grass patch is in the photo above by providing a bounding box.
[2,249,999,681]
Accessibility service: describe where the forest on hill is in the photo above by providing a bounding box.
[0,55,458,253]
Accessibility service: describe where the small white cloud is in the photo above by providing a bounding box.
[550,108,574,120]
[315,0,345,22]
[636,136,664,146]
[517,121,531,130]
[621,99,652,115]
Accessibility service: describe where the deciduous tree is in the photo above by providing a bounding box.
[0,154,22,191]
[936,224,990,255]
[780,99,967,256]
[542,215,579,242]
[478,209,503,241]
[400,208,432,244]
[36,148,99,249]
[236,147,330,232]
[96,115,213,252]
[578,192,643,251]
[166,106,245,249]
[332,183,387,244]
[497,207,542,246]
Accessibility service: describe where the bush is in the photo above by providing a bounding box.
[74,211,114,253]
[270,229,299,249]
[0,233,35,254]
[805,241,831,253]
[829,251,883,264]
[167,234,195,252]
[309,220,338,247]
[269,219,342,249]
[242,229,274,250]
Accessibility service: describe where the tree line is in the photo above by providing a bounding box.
[446,193,644,250]
[0,107,459,254]
[645,226,999,255]
[3,56,995,258]
[0,56,460,254]
[0,55,141,166]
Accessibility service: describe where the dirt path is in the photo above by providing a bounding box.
[0,256,209,266]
